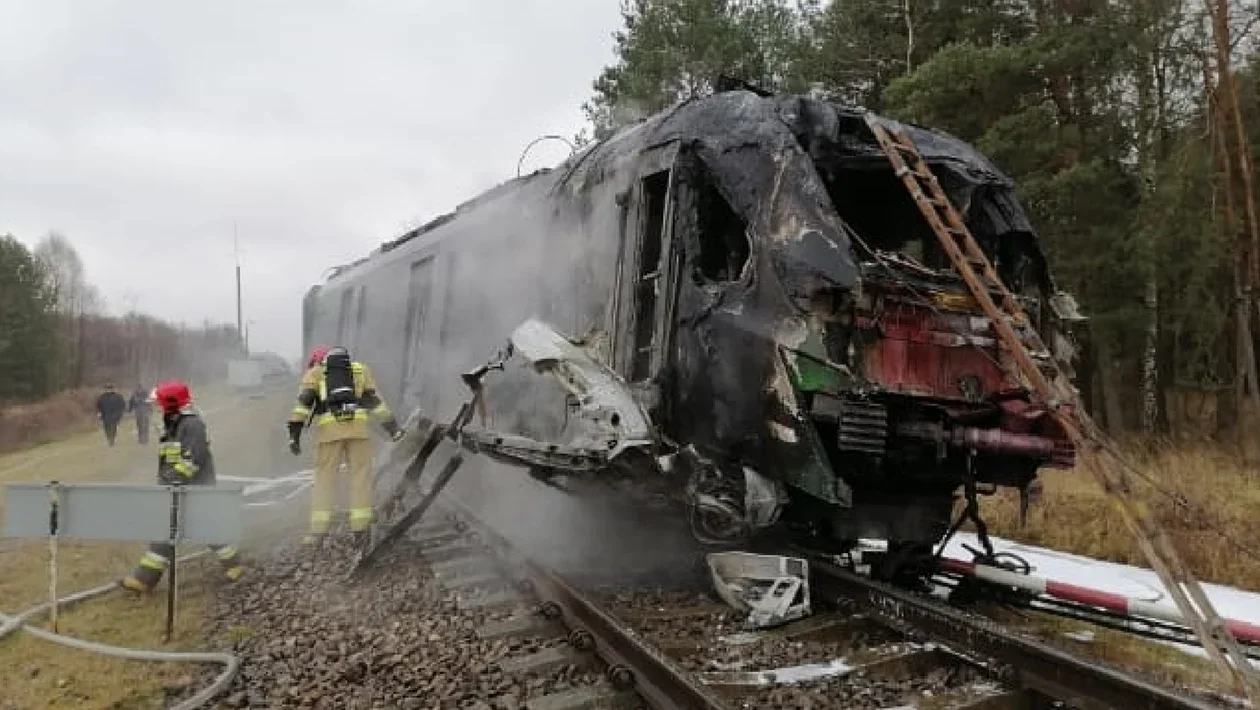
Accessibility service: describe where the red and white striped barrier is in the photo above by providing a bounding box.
[939,557,1260,646]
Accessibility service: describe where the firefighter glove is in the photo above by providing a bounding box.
[383,418,403,442]
[158,466,187,486]
[286,421,303,455]
[159,441,198,482]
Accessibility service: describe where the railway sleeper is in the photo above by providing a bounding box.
[524,684,641,710]
[434,569,505,593]
[924,684,1039,710]
[430,555,499,578]
[496,645,599,676]
[422,540,481,563]
[456,587,527,612]
[478,613,565,641]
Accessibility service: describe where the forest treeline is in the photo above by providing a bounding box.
[583,0,1260,441]
[0,231,242,403]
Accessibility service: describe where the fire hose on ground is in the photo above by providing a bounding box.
[0,471,314,710]
[0,550,237,710]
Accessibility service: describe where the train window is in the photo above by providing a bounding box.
[631,170,670,381]
[354,286,368,349]
[639,173,667,277]
[301,286,321,357]
[336,289,353,345]
[402,256,435,400]
[695,169,750,282]
[437,252,459,349]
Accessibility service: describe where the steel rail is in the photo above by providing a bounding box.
[437,494,729,710]
[809,557,1225,710]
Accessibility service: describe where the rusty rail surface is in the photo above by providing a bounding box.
[437,494,729,710]
[808,557,1226,710]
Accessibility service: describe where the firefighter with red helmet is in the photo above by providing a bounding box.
[120,380,245,591]
[288,345,403,545]
[306,345,329,369]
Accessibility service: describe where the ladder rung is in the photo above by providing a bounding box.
[928,196,951,210]
[895,162,934,178]
[891,137,916,151]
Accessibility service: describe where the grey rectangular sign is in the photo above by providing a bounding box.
[3,483,244,545]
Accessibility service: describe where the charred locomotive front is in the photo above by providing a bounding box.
[303,88,1087,583]
[591,92,1087,557]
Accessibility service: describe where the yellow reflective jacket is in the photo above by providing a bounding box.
[289,361,398,442]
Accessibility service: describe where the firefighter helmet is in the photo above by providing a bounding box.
[307,346,330,368]
[153,380,192,414]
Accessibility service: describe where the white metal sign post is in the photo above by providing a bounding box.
[46,482,62,632]
[3,481,244,641]
[165,487,181,642]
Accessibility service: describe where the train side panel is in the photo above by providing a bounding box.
[304,171,634,436]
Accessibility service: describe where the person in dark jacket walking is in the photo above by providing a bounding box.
[95,384,127,447]
[127,385,152,444]
[120,380,244,592]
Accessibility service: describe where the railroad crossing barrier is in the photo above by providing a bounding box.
[3,481,244,641]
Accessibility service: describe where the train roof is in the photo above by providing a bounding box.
[315,87,1041,290]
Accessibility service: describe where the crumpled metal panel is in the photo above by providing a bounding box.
[509,318,653,458]
[707,551,812,629]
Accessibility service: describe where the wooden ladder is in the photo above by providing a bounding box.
[864,113,1260,701]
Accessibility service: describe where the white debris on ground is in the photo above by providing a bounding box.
[939,531,1260,658]
[706,551,812,629]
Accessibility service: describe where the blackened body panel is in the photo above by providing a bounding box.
[301,87,1082,558]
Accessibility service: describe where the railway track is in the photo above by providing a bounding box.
[400,495,1228,710]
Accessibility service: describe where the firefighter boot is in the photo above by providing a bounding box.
[120,575,154,593]
[214,545,245,583]
[120,549,169,593]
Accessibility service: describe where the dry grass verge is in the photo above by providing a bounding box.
[982,444,1260,591]
[969,443,1259,698]
[0,544,215,710]
[983,605,1229,695]
[0,390,101,455]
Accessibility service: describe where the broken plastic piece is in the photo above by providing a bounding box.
[507,319,653,458]
[707,551,811,629]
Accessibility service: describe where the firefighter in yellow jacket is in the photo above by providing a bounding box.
[288,345,404,545]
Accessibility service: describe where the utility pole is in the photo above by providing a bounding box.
[234,224,244,353]
[122,291,139,383]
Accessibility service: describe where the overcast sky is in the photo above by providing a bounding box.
[0,1,621,359]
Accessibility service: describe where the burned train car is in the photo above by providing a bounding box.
[302,88,1086,574]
